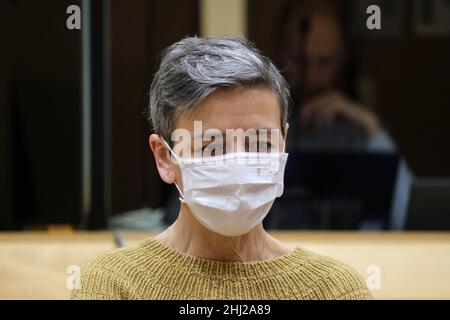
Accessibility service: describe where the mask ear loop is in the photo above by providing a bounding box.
[161,138,186,202]
[268,138,287,176]
[281,137,287,153]
[161,139,181,163]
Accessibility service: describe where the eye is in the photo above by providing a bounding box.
[257,141,272,152]
[203,143,223,156]
[247,140,259,152]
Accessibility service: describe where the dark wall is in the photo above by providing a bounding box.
[109,0,199,215]
[0,0,199,229]
[0,0,12,229]
[248,0,450,176]
[3,0,82,229]
[354,38,450,177]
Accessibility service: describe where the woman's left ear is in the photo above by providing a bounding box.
[149,134,176,184]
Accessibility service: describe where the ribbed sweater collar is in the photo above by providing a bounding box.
[139,238,307,281]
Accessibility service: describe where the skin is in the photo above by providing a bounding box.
[284,4,381,138]
[149,85,293,262]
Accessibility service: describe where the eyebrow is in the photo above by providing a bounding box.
[197,131,274,145]
[194,128,278,138]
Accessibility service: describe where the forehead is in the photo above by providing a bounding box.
[175,85,282,133]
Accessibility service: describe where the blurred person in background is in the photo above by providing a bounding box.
[279,0,395,152]
[268,0,412,231]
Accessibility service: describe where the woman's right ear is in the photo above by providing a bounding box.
[149,134,175,184]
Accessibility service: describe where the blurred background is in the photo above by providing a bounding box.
[1,0,450,233]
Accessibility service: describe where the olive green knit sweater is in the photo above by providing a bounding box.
[71,238,372,300]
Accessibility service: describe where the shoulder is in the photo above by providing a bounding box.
[71,238,159,300]
[288,248,373,300]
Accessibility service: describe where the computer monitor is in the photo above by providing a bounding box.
[405,178,450,230]
[265,152,400,230]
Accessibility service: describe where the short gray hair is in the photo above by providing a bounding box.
[147,36,290,142]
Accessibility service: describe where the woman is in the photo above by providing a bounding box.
[72,36,372,300]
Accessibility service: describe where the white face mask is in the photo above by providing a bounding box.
[163,140,288,237]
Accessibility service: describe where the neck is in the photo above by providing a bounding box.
[155,204,291,262]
